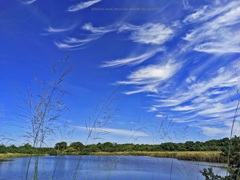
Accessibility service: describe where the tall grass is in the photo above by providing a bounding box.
[18,55,72,180]
[227,96,240,175]
[200,91,240,179]
[90,151,225,163]
[73,88,120,180]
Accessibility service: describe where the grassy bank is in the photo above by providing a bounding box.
[0,151,226,163]
[0,153,47,161]
[90,151,226,163]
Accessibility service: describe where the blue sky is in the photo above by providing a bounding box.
[1,0,240,146]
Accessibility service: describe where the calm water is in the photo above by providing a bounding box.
[0,155,226,180]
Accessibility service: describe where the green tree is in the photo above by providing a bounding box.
[69,142,84,151]
[65,147,75,154]
[54,142,67,152]
[7,145,18,153]
[0,144,7,153]
[102,142,115,152]
[185,141,195,151]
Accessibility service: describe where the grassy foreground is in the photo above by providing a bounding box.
[90,151,225,163]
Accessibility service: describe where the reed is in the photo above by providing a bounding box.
[0,153,47,161]
[90,151,225,163]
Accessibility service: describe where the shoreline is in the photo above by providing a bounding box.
[0,153,47,161]
[89,151,225,163]
[0,151,226,163]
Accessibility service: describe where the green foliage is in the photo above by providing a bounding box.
[65,147,75,154]
[200,168,224,180]
[0,144,7,153]
[18,143,34,154]
[200,136,240,180]
[7,145,18,153]
[69,142,84,151]
[54,142,67,152]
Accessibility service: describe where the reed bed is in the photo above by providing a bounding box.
[90,151,226,163]
[0,153,32,161]
[0,151,225,163]
[0,153,47,161]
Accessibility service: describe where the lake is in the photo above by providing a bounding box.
[0,155,226,180]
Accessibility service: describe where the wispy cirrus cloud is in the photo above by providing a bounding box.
[119,23,174,45]
[53,23,112,50]
[201,126,227,136]
[74,126,149,137]
[182,0,191,9]
[68,0,102,12]
[22,0,37,4]
[118,60,181,95]
[82,23,115,34]
[183,1,240,54]
[159,65,239,108]
[101,48,164,68]
[54,34,101,50]
[43,25,75,34]
[183,6,207,23]
[150,59,240,137]
[199,119,240,137]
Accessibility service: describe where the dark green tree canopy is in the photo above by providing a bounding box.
[69,142,84,151]
[54,142,67,151]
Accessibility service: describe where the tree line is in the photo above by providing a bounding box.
[0,137,234,155]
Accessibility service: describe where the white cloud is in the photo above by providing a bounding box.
[159,65,239,108]
[183,1,240,54]
[183,6,207,23]
[64,36,99,44]
[172,105,196,111]
[101,48,164,68]
[189,1,239,23]
[185,76,196,83]
[197,103,236,116]
[54,35,101,50]
[22,0,37,4]
[127,62,177,83]
[43,25,75,34]
[200,118,240,137]
[82,23,115,34]
[119,23,174,45]
[201,126,226,136]
[118,60,181,94]
[68,0,102,12]
[54,23,114,50]
[54,42,84,50]
[75,126,149,137]
[182,0,191,9]
[146,57,240,136]
[194,39,240,54]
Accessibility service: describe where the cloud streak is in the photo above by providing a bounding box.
[101,48,164,68]
[183,1,240,54]
[75,126,149,137]
[53,23,113,50]
[22,0,37,4]
[118,60,181,94]
[119,23,174,45]
[150,59,240,137]
[43,25,75,34]
[54,34,101,50]
[68,0,102,12]
[82,23,115,34]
